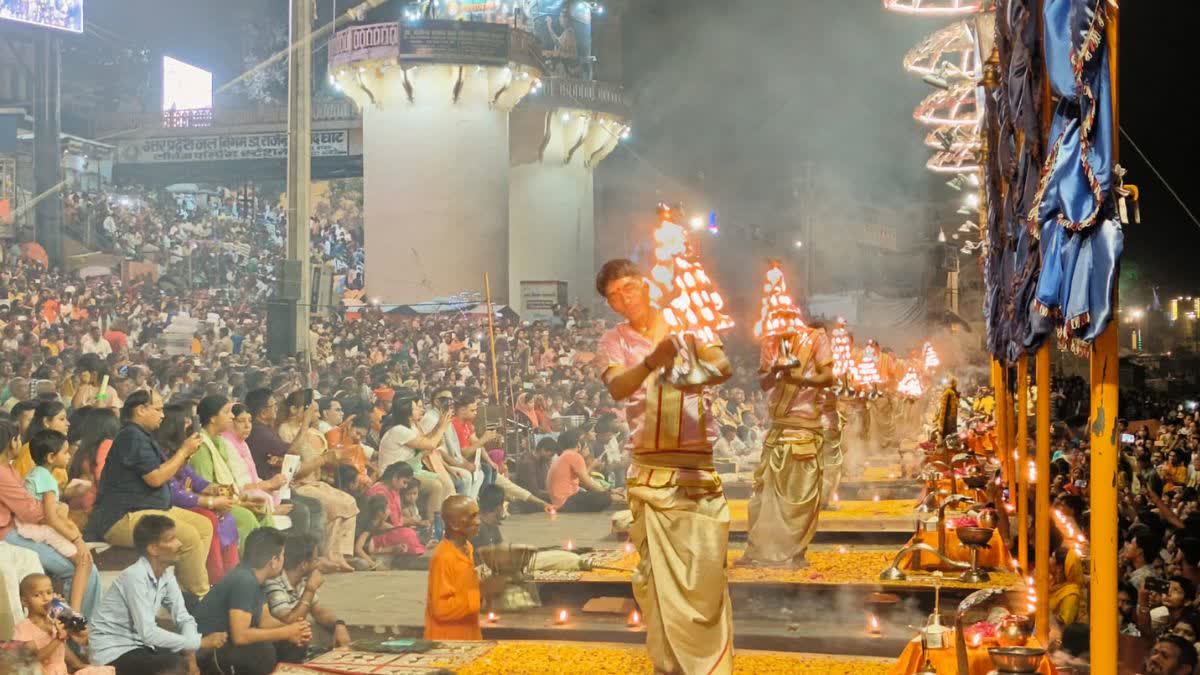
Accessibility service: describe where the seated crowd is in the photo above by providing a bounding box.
[2,222,707,671]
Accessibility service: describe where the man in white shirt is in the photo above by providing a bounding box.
[419,389,479,497]
[89,514,227,673]
[81,325,113,357]
[713,425,750,463]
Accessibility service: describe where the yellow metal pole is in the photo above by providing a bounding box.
[1035,344,1051,644]
[1090,4,1120,673]
[999,366,1016,510]
[1016,357,1029,574]
[991,359,1006,490]
[1033,0,1053,647]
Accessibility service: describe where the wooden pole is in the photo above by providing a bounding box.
[1035,344,1052,644]
[483,273,501,403]
[1090,5,1120,673]
[1016,357,1029,574]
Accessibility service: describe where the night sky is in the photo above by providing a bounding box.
[75,0,1199,298]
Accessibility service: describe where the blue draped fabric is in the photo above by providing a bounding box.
[984,0,1045,364]
[1028,0,1121,351]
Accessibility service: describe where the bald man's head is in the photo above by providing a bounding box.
[442,495,481,539]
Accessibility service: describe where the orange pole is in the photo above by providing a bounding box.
[1016,357,1029,574]
[991,360,1006,488]
[998,363,1015,508]
[1089,5,1119,674]
[1035,344,1052,644]
[1032,0,1053,648]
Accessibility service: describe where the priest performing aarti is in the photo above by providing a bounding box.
[596,207,735,675]
[740,261,835,569]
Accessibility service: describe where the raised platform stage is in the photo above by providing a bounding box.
[727,498,917,544]
[276,640,895,674]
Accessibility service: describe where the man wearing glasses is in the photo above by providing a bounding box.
[595,259,735,675]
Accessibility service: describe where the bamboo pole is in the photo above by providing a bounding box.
[483,273,501,403]
[1089,4,1120,672]
[1016,357,1029,574]
[1035,344,1052,644]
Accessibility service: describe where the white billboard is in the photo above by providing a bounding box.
[162,56,213,112]
[0,0,83,33]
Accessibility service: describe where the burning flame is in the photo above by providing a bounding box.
[565,540,575,552]
[897,367,924,398]
[623,542,635,554]
[651,210,733,345]
[831,319,854,378]
[867,613,881,635]
[855,344,884,390]
[486,612,497,623]
[754,261,806,339]
[971,632,983,648]
[555,609,569,625]
[628,610,641,627]
[923,341,940,372]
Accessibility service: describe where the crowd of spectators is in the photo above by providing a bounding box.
[985,372,1200,673]
[61,185,365,297]
[0,183,776,672]
[43,184,1197,670]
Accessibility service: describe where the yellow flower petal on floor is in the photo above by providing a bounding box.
[578,549,1022,590]
[727,499,915,524]
[454,641,893,675]
[861,465,903,481]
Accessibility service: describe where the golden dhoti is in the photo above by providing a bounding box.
[820,413,845,506]
[743,424,826,566]
[627,464,734,675]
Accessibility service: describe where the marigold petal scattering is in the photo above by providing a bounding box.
[454,642,893,675]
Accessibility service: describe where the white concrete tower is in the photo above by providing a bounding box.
[508,78,629,307]
[329,20,542,304]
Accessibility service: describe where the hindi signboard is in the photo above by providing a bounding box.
[329,22,400,68]
[119,131,350,164]
[520,280,567,320]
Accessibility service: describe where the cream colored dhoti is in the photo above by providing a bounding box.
[819,423,844,508]
[742,425,826,566]
[627,464,734,675]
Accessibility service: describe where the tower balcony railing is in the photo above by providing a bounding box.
[89,100,362,137]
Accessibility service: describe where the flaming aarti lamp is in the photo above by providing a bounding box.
[856,342,885,399]
[898,367,925,399]
[754,260,808,370]
[830,317,855,395]
[650,205,735,389]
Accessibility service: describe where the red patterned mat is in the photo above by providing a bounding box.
[273,642,496,674]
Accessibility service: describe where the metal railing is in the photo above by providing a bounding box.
[90,100,361,136]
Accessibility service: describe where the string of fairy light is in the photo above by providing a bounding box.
[885,0,992,256]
